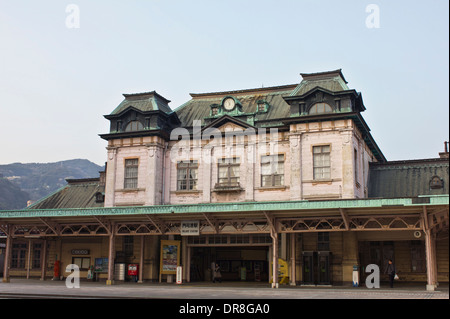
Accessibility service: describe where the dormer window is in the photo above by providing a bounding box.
[256,100,269,113]
[430,176,444,190]
[211,106,218,116]
[309,102,333,115]
[125,120,144,132]
[95,192,105,203]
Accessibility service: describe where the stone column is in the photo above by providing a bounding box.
[104,147,118,207]
[146,145,159,206]
[289,133,302,200]
[202,147,212,203]
[340,129,356,199]
[245,144,255,201]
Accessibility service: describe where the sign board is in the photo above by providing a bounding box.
[71,249,90,255]
[181,220,200,236]
[176,266,183,284]
[94,258,108,273]
[160,240,181,274]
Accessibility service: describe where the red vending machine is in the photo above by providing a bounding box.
[128,264,139,282]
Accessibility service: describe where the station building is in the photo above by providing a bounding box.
[0,70,448,289]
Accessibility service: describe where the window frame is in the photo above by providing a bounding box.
[217,157,240,187]
[313,145,331,180]
[72,257,91,270]
[308,102,333,115]
[124,120,144,132]
[32,243,43,269]
[124,158,139,189]
[260,154,285,187]
[177,160,199,191]
[317,232,330,251]
[11,242,27,269]
[123,236,134,257]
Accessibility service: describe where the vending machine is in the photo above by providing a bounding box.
[127,264,139,282]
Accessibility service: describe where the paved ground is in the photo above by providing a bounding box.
[0,278,448,299]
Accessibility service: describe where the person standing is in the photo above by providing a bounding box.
[213,263,222,283]
[385,259,397,288]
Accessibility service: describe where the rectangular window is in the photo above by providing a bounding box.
[313,145,331,180]
[261,154,285,187]
[123,236,134,257]
[11,243,27,269]
[32,243,42,269]
[318,232,330,251]
[354,149,359,183]
[177,160,198,190]
[218,158,240,186]
[72,257,91,270]
[124,158,139,189]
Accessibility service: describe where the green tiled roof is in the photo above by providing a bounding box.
[369,158,449,198]
[174,85,297,128]
[290,69,350,96]
[110,91,172,115]
[28,178,105,209]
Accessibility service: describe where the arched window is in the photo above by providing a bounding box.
[309,103,333,115]
[124,120,144,132]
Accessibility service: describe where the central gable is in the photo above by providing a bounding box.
[201,115,255,133]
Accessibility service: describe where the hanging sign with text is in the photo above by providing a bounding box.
[181,220,200,236]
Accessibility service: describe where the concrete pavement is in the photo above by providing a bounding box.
[0,278,448,299]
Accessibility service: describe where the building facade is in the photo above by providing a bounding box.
[1,70,448,289]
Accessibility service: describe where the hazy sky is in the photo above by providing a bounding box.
[0,0,448,166]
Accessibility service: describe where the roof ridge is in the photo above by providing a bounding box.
[122,91,171,103]
[189,84,297,99]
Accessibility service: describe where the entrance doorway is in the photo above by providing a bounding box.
[358,241,394,282]
[302,251,332,285]
[190,246,269,282]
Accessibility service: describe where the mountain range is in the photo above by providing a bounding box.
[0,159,104,210]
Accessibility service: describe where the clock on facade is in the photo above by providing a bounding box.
[223,97,235,111]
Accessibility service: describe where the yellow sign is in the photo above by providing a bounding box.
[160,240,181,274]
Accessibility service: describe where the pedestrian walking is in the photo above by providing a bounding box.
[213,263,222,283]
[385,259,397,288]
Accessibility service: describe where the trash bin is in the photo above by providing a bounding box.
[114,263,126,281]
[352,265,359,287]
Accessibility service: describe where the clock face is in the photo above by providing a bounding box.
[223,98,235,111]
